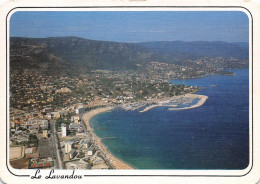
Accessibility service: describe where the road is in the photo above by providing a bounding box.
[50,120,63,169]
[80,114,90,137]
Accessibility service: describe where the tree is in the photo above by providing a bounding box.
[28,134,38,147]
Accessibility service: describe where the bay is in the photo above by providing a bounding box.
[90,69,249,169]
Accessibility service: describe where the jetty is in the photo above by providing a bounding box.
[139,94,208,113]
[101,137,117,140]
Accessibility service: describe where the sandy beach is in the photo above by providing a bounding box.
[82,107,133,169]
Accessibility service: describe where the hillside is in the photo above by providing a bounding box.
[10,37,157,75]
[10,37,72,75]
[10,37,249,76]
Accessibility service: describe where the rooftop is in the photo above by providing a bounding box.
[81,138,90,145]
[69,149,76,154]
[87,146,94,151]
[65,140,74,145]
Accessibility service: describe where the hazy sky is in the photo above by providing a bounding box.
[10,11,249,43]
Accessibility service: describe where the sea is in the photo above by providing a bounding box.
[90,69,249,169]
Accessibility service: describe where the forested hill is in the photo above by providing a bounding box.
[10,37,158,74]
[10,37,248,76]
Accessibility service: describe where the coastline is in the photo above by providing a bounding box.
[82,107,134,169]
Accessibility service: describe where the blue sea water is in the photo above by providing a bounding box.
[90,69,249,169]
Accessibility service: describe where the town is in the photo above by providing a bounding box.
[9,62,201,169]
[9,56,247,169]
[10,102,113,169]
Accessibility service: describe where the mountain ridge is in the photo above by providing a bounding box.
[10,37,249,76]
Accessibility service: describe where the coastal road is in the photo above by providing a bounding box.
[80,114,90,137]
[50,120,63,169]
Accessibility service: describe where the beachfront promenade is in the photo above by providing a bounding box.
[82,107,133,169]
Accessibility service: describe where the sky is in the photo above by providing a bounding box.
[10,11,249,43]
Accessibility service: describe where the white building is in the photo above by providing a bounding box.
[81,138,91,148]
[69,123,83,132]
[10,121,15,128]
[86,146,95,156]
[71,115,80,124]
[76,108,85,114]
[24,120,48,129]
[61,123,67,137]
[69,149,77,159]
[42,130,48,139]
[77,104,84,109]
[65,140,74,153]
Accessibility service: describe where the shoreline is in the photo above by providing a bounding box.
[82,107,134,169]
